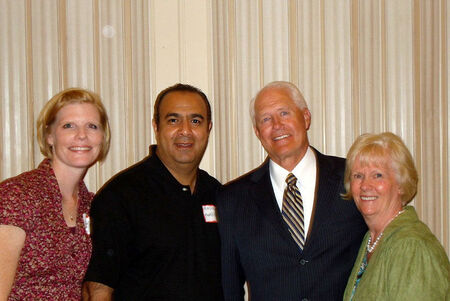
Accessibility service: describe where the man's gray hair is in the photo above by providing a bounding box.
[249,81,308,125]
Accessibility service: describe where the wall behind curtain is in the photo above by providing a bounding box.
[0,0,448,256]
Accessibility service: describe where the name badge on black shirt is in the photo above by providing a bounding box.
[202,205,218,223]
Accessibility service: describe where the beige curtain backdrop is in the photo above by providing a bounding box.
[1,0,448,259]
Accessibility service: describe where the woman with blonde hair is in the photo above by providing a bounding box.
[0,88,110,300]
[342,132,448,300]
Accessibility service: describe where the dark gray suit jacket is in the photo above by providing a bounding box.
[216,148,367,301]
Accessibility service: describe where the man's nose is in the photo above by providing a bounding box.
[179,120,192,135]
[272,116,282,128]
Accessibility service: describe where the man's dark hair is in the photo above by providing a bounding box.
[153,83,212,126]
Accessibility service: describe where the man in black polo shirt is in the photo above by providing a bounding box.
[83,84,223,300]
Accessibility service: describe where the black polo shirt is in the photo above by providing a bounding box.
[84,146,223,300]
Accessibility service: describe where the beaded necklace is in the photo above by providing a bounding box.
[351,209,406,300]
[366,209,405,253]
[366,233,383,253]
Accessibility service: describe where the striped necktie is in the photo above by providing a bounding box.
[282,173,305,249]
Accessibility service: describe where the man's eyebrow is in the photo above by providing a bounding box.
[164,113,205,119]
[164,113,181,119]
[190,113,205,119]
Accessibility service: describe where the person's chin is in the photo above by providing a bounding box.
[173,152,196,163]
[66,155,98,168]
[174,158,196,165]
[270,146,297,160]
[67,162,95,170]
[359,207,378,218]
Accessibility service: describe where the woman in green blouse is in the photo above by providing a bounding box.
[342,132,449,300]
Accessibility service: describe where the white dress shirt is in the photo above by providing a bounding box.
[269,146,317,238]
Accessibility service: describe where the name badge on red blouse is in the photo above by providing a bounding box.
[82,213,91,235]
[202,205,218,223]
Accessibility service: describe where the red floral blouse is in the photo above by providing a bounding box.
[0,159,93,300]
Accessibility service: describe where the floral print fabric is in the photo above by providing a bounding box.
[0,159,93,300]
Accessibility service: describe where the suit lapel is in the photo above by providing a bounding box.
[249,160,294,244]
[307,149,343,242]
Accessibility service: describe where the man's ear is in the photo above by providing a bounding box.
[208,121,212,132]
[152,118,158,133]
[303,109,311,131]
[253,125,261,140]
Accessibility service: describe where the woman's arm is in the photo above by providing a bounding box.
[82,281,114,301]
[386,238,449,300]
[0,225,25,300]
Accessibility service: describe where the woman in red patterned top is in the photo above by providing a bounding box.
[0,88,111,300]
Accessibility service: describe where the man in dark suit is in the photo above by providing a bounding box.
[216,81,367,301]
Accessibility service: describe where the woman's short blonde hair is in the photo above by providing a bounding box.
[36,88,111,162]
[342,132,418,205]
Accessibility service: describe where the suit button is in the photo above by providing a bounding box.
[299,259,307,265]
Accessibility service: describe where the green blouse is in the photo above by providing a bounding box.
[343,206,449,300]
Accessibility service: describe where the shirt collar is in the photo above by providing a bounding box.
[148,144,199,194]
[269,146,316,191]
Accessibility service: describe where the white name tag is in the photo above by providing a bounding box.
[202,205,218,223]
[83,213,91,235]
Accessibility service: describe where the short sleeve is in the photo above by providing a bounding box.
[385,238,449,300]
[83,186,133,288]
[0,180,32,231]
